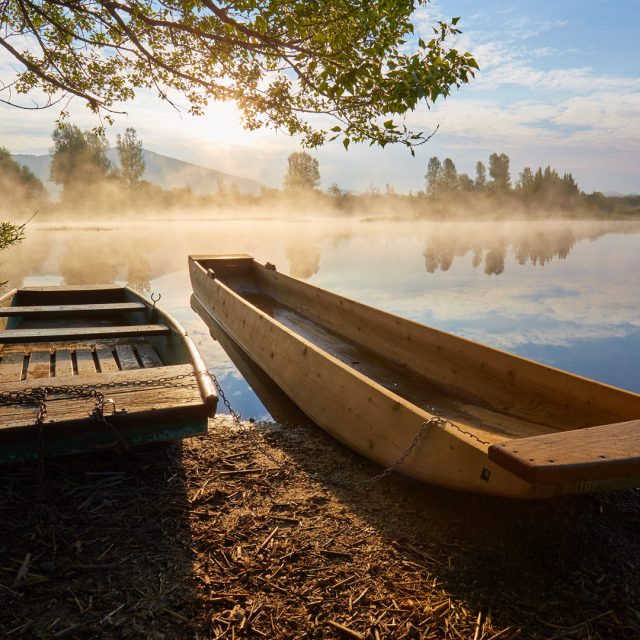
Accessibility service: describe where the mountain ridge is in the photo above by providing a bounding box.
[11,148,265,196]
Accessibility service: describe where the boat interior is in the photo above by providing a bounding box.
[194,256,640,447]
[0,284,211,461]
[0,285,172,383]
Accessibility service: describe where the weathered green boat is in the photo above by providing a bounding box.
[0,284,217,463]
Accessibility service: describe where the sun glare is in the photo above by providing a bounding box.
[199,101,252,146]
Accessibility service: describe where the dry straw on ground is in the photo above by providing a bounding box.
[1,415,640,639]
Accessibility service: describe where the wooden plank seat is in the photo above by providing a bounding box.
[0,324,170,344]
[17,284,127,305]
[0,364,204,437]
[488,419,640,485]
[0,302,147,317]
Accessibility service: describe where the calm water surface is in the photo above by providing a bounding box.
[2,217,639,419]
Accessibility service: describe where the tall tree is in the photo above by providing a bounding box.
[441,158,458,192]
[488,153,511,192]
[0,2,477,150]
[50,122,111,197]
[517,167,534,192]
[474,161,487,189]
[458,173,474,192]
[284,152,321,191]
[116,128,145,187]
[425,156,442,195]
[0,147,46,210]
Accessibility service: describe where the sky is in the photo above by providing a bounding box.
[1,0,639,194]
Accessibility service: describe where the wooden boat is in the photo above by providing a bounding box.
[189,254,640,499]
[0,284,217,463]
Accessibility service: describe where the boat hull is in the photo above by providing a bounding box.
[0,284,217,463]
[189,255,640,498]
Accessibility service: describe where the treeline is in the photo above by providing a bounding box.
[425,152,582,210]
[0,122,200,217]
[1,123,639,220]
[0,147,47,214]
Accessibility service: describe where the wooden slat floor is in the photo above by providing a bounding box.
[0,342,164,382]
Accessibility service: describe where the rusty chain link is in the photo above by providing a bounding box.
[0,372,199,463]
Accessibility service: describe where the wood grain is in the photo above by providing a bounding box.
[96,346,119,373]
[0,302,146,317]
[75,348,97,375]
[115,344,140,370]
[0,324,170,344]
[489,419,640,485]
[27,350,51,379]
[0,351,24,382]
[0,364,202,433]
[135,343,163,368]
[54,349,74,377]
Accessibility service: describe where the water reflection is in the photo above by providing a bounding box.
[287,241,321,280]
[1,216,639,416]
[422,223,588,275]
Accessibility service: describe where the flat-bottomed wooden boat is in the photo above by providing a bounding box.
[0,284,217,463]
[190,254,640,499]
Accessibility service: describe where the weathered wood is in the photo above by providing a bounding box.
[18,284,126,305]
[27,350,51,379]
[0,364,202,432]
[0,351,24,382]
[0,284,215,463]
[256,266,638,429]
[75,348,97,375]
[488,420,640,485]
[0,324,170,344]
[115,344,140,370]
[0,302,147,317]
[189,254,640,499]
[20,284,125,293]
[135,343,164,368]
[96,346,119,373]
[54,349,74,377]
[189,254,254,277]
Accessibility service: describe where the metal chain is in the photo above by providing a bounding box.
[204,371,490,488]
[206,370,288,471]
[352,417,442,486]
[0,385,129,454]
[0,372,199,464]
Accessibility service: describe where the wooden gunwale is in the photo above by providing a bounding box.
[189,255,640,498]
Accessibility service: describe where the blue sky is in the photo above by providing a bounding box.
[1,0,639,194]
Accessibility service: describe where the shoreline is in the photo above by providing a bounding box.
[1,416,639,638]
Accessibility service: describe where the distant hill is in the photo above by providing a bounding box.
[12,148,264,196]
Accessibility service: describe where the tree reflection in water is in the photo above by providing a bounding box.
[423,224,581,275]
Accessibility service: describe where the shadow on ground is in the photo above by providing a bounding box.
[212,317,640,639]
[0,443,197,639]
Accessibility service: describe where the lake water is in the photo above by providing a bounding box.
[2,216,639,419]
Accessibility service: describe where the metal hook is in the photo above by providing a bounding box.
[150,292,162,309]
[102,399,117,415]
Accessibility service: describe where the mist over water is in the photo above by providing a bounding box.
[2,215,639,419]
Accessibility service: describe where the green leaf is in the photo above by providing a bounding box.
[343,137,350,150]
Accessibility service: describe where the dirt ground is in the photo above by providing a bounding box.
[1,415,640,639]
